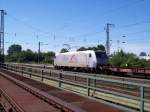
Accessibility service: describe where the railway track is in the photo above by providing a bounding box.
[3,63,150,95]
[11,63,150,79]
[0,70,85,112]
[10,63,150,85]
[1,63,150,112]
[0,69,126,112]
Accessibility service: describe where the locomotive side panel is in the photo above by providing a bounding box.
[54,51,96,68]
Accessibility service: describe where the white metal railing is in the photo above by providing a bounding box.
[0,63,150,112]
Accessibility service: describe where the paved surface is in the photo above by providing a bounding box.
[0,69,126,112]
[0,75,60,112]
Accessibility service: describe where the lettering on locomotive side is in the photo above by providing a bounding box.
[69,54,78,63]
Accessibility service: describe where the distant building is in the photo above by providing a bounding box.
[139,55,150,61]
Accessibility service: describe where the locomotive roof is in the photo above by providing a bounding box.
[56,50,105,55]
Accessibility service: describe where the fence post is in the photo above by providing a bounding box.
[74,75,77,81]
[41,70,44,81]
[49,71,51,76]
[140,86,144,112]
[0,63,1,68]
[22,66,23,75]
[7,64,9,70]
[1,63,3,68]
[93,75,96,87]
[29,68,32,78]
[19,65,21,73]
[16,65,17,72]
[6,64,8,70]
[5,64,7,69]
[87,78,90,96]
[59,73,62,87]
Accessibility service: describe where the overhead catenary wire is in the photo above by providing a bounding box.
[4,0,147,50]
[8,14,47,33]
[83,19,150,40]
[101,0,144,16]
[6,14,150,47]
[7,14,52,37]
[6,0,144,35]
[125,29,150,35]
[110,29,150,45]
[115,20,150,29]
[6,0,145,39]
[66,0,146,43]
[7,14,69,37]
[89,0,145,27]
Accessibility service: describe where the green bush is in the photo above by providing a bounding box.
[109,50,150,67]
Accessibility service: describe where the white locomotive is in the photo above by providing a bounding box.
[54,50,108,70]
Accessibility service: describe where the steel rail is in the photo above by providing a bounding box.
[11,63,150,77]
[0,71,86,112]
[1,63,150,112]
[9,63,150,84]
[6,68,144,97]
[2,63,150,90]
[0,88,25,112]
[8,63,150,88]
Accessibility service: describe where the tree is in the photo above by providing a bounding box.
[5,44,56,63]
[7,44,22,55]
[0,54,4,63]
[97,45,105,51]
[6,52,20,62]
[18,49,35,62]
[77,47,87,51]
[43,52,55,63]
[109,50,150,67]
[77,44,105,52]
[60,48,68,53]
[139,52,147,56]
[6,44,22,62]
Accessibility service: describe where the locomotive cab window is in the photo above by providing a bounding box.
[89,53,92,58]
[95,51,108,65]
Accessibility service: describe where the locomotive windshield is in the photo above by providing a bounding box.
[95,51,108,65]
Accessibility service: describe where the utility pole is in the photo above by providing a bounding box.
[38,41,41,64]
[117,40,120,52]
[105,23,114,55]
[38,42,48,64]
[117,40,126,52]
[0,10,6,63]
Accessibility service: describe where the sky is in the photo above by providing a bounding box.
[0,0,150,55]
